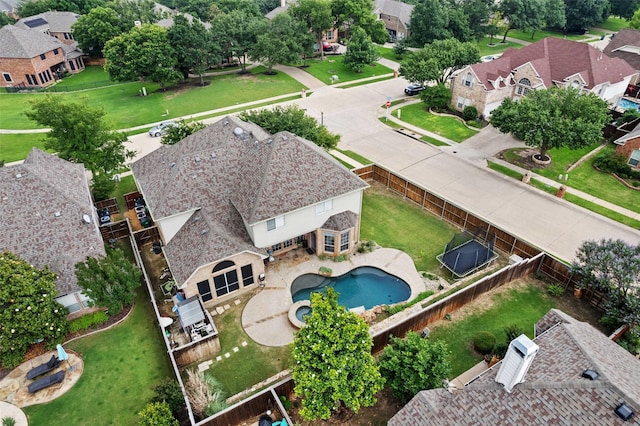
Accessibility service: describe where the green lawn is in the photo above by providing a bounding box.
[376,45,406,62]
[506,28,591,43]
[111,175,139,213]
[361,185,456,272]
[24,289,173,426]
[335,148,373,165]
[475,36,523,57]
[428,283,555,376]
[45,66,119,91]
[0,133,49,163]
[0,67,304,131]
[598,16,628,32]
[397,103,478,142]
[302,56,393,85]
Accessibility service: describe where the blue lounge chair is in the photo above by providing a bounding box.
[28,370,65,393]
[26,355,60,380]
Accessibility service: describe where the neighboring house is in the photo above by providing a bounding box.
[131,116,368,306]
[390,309,640,425]
[0,0,19,19]
[265,0,339,44]
[604,28,640,72]
[614,121,640,168]
[0,148,106,314]
[0,25,84,88]
[14,11,80,45]
[450,37,637,117]
[374,0,413,41]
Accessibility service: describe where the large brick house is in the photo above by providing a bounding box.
[15,11,79,45]
[0,149,106,314]
[131,115,368,306]
[374,0,413,41]
[450,37,637,117]
[614,121,640,168]
[0,25,84,88]
[390,309,640,425]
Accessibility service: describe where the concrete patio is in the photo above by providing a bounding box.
[241,247,426,347]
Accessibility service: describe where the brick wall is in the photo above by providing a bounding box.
[379,13,408,39]
[616,137,640,165]
[50,30,75,45]
[0,47,64,87]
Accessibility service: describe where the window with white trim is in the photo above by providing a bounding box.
[324,233,335,253]
[457,96,470,109]
[340,231,350,252]
[516,78,531,96]
[2,72,12,83]
[462,72,473,87]
[267,215,284,231]
[316,200,333,215]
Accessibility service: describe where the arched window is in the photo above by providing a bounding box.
[212,260,235,273]
[516,78,531,96]
[462,72,474,87]
[571,80,581,88]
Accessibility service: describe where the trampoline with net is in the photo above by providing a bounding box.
[436,229,498,278]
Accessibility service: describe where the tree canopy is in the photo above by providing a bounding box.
[104,24,180,90]
[239,105,339,150]
[331,0,388,43]
[343,26,379,73]
[161,120,207,145]
[629,8,640,29]
[25,96,132,180]
[499,0,547,42]
[571,239,640,326]
[610,0,640,20]
[490,86,609,159]
[167,14,220,82]
[75,247,142,314]
[290,0,335,59]
[399,38,479,86]
[291,289,384,420]
[379,331,451,402]
[409,0,451,46]
[563,0,610,32]
[249,13,309,73]
[19,0,102,16]
[0,251,68,368]
[72,6,125,57]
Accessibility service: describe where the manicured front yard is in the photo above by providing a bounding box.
[396,103,479,142]
[301,56,393,85]
[505,28,594,44]
[23,289,173,426]
[0,133,49,163]
[475,36,524,57]
[598,16,628,32]
[0,66,304,131]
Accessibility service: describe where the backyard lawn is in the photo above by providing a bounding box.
[0,133,48,163]
[0,66,304,131]
[301,56,393,85]
[598,16,628,32]
[23,288,173,426]
[475,36,523,57]
[505,28,595,44]
[396,103,479,142]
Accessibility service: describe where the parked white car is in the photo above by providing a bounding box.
[149,121,175,137]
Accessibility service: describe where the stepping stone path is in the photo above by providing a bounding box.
[198,300,247,372]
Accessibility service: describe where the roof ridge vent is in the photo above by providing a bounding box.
[15,173,23,179]
[581,369,599,380]
[195,156,201,162]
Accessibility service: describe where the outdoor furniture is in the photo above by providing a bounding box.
[26,355,61,380]
[28,370,65,393]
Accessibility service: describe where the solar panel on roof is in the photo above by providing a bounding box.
[24,17,48,28]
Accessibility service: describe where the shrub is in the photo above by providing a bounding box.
[184,370,227,418]
[2,417,16,426]
[138,402,178,426]
[333,254,349,262]
[504,324,525,343]
[493,342,508,358]
[386,290,435,315]
[357,240,376,253]
[68,311,110,333]
[420,83,451,109]
[462,105,478,122]
[473,331,496,355]
[280,395,293,411]
[546,283,564,297]
[318,266,332,275]
[151,379,185,417]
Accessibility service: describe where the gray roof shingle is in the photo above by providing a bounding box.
[131,115,367,284]
[374,0,414,27]
[604,28,640,71]
[0,25,64,59]
[15,11,80,33]
[0,149,106,296]
[390,309,640,425]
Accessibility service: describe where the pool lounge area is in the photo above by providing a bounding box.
[240,247,426,347]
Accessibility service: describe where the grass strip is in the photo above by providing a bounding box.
[339,75,394,89]
[420,135,449,146]
[334,148,372,165]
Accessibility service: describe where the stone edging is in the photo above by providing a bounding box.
[63,302,135,345]
[428,108,481,131]
[593,164,640,191]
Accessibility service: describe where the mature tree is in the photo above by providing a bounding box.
[72,7,124,57]
[545,0,567,29]
[25,96,132,189]
[239,105,339,150]
[75,247,142,314]
[290,0,334,60]
[399,38,480,86]
[138,402,179,426]
[379,332,451,402]
[183,0,211,21]
[213,0,262,17]
[105,0,162,26]
[0,251,68,368]
[344,26,379,72]
[392,38,409,58]
[563,0,610,32]
[630,8,640,29]
[610,0,640,20]
[572,239,640,326]
[462,0,493,41]
[446,7,472,42]
[256,0,280,14]
[210,10,263,73]
[409,0,450,45]
[104,24,181,90]
[490,86,609,160]
[332,0,388,43]
[168,15,221,83]
[420,83,451,109]
[291,289,384,420]
[249,13,308,73]
[161,120,207,145]
[19,0,102,16]
[151,379,186,418]
[0,12,14,28]
[499,0,547,41]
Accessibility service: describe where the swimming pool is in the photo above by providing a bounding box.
[619,98,640,112]
[291,266,411,310]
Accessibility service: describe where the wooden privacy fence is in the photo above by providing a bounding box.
[98,219,130,243]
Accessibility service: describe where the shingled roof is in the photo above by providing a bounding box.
[604,28,640,71]
[0,149,106,296]
[0,25,64,59]
[131,115,368,284]
[469,37,635,92]
[374,0,413,27]
[15,11,80,33]
[390,309,640,425]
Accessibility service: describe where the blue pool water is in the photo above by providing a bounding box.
[619,98,640,112]
[295,306,312,322]
[291,266,411,309]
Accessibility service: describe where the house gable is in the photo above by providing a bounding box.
[604,28,640,71]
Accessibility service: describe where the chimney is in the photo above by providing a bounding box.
[495,334,539,393]
[281,0,286,8]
